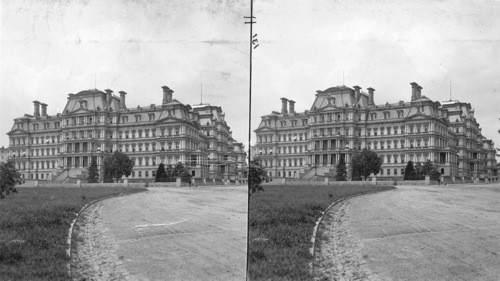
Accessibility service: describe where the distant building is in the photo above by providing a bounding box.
[6,86,247,182]
[254,82,498,181]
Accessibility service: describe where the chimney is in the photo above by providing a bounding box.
[162,86,174,104]
[104,89,113,107]
[289,100,296,114]
[367,88,375,106]
[281,98,289,114]
[41,103,48,117]
[119,91,127,109]
[416,85,423,100]
[33,100,40,117]
[353,85,361,101]
[410,82,419,101]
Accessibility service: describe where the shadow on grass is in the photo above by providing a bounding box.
[0,186,145,281]
[248,184,395,281]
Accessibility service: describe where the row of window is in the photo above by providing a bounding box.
[265,105,439,129]
[117,142,180,152]
[273,108,429,128]
[14,160,58,170]
[10,147,61,158]
[18,110,179,131]
[11,136,62,146]
[259,137,440,154]
[314,127,356,137]
[258,132,308,143]
[259,145,307,155]
[118,127,180,139]
[262,158,305,167]
[258,123,464,145]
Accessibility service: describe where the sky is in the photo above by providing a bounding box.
[251,0,500,160]
[0,0,250,147]
[1,0,500,160]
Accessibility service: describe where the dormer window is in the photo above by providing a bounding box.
[78,100,88,108]
[328,97,336,106]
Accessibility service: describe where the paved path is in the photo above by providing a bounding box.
[347,184,500,281]
[72,186,247,281]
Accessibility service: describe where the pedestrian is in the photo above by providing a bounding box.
[438,177,441,186]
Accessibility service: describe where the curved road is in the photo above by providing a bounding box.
[74,186,247,281]
[347,184,500,280]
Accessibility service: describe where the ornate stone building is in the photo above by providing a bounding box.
[6,86,247,182]
[254,82,498,181]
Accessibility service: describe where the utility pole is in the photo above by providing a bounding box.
[244,0,256,164]
[244,0,256,276]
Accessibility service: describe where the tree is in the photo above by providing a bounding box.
[87,160,99,183]
[155,163,168,182]
[165,164,175,182]
[351,165,362,181]
[249,158,267,194]
[335,156,347,181]
[414,161,424,180]
[421,160,434,175]
[173,162,192,183]
[352,148,383,181]
[429,170,442,181]
[403,160,417,180]
[0,160,22,199]
[421,160,441,181]
[103,151,134,183]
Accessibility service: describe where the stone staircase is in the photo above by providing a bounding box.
[52,169,69,183]
[301,166,333,180]
[52,168,87,183]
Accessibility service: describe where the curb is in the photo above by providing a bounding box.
[66,188,148,278]
[309,188,394,276]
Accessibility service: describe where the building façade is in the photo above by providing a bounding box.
[254,82,498,181]
[6,86,247,182]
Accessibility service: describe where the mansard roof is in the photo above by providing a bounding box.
[63,89,120,113]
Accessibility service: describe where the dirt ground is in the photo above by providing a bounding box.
[72,186,247,281]
[315,183,500,281]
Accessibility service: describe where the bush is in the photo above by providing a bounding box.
[0,160,22,199]
[249,158,267,194]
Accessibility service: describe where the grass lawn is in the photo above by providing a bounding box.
[248,184,395,281]
[0,186,145,281]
